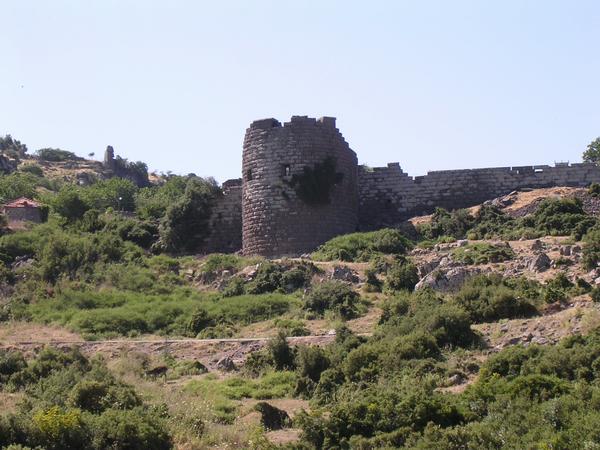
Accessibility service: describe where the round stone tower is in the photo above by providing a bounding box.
[242,115,358,257]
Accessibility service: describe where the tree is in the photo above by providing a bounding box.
[583,137,600,164]
[159,177,220,253]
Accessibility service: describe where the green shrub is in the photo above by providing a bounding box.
[295,346,330,382]
[159,177,220,253]
[452,275,539,323]
[532,197,596,239]
[418,207,474,240]
[312,228,411,262]
[384,261,419,292]
[274,318,310,336]
[583,226,600,270]
[19,164,44,177]
[268,332,296,371]
[304,281,361,319]
[36,148,80,162]
[451,242,514,265]
[89,408,172,450]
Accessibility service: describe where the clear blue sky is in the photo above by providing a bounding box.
[2,1,599,183]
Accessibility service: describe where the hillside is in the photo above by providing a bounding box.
[3,140,600,448]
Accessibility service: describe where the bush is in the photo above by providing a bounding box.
[36,148,80,162]
[384,261,419,292]
[583,226,600,270]
[419,207,474,240]
[532,197,596,239]
[159,177,220,253]
[452,275,539,323]
[268,332,295,371]
[312,228,412,262]
[451,242,514,265]
[295,346,330,382]
[19,164,44,177]
[304,281,361,319]
[89,408,172,450]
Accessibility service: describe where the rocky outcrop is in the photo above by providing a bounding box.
[415,267,480,292]
[528,253,551,272]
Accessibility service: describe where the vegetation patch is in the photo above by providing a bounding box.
[451,242,514,265]
[288,156,343,205]
[312,228,412,262]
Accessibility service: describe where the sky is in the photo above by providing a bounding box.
[1,1,600,183]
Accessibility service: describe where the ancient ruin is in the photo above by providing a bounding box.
[199,115,600,257]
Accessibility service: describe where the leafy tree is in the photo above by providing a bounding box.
[583,137,600,164]
[36,148,80,162]
[159,177,220,253]
[135,176,189,220]
[51,187,90,222]
[0,135,27,157]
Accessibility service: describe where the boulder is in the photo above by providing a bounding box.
[330,266,359,283]
[559,246,572,256]
[531,240,544,252]
[216,357,236,372]
[528,253,551,272]
[415,267,479,292]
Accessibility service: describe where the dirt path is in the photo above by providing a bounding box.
[0,332,338,369]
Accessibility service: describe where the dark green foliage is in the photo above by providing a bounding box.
[51,187,90,222]
[159,177,220,253]
[420,207,475,240]
[88,408,171,450]
[135,176,189,220]
[451,242,514,265]
[268,332,296,371]
[384,260,419,292]
[36,148,80,162]
[0,349,172,449]
[253,402,290,430]
[467,204,516,239]
[186,306,214,336]
[19,164,43,177]
[313,228,411,262]
[113,156,149,186]
[532,197,596,239]
[296,346,330,382]
[289,156,343,205]
[590,182,600,197]
[452,274,539,323]
[583,137,600,163]
[304,281,360,320]
[274,318,310,336]
[0,172,47,204]
[0,135,27,157]
[583,226,600,270]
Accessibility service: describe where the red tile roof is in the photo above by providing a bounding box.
[4,197,41,208]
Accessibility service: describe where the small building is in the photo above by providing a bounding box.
[3,197,44,224]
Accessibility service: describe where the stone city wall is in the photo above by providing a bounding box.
[198,178,243,254]
[358,162,600,229]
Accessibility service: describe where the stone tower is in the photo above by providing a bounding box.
[103,145,115,170]
[242,116,358,257]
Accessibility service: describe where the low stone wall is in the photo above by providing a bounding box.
[358,162,600,229]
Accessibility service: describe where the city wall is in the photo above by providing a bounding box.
[358,162,600,229]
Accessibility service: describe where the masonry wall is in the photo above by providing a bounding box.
[242,116,359,257]
[358,162,600,229]
[199,179,243,254]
